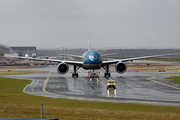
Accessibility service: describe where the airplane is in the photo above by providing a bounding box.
[32,53,37,58]
[10,39,178,78]
[25,53,30,57]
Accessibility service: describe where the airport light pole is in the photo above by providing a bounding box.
[63,47,64,60]
[65,48,67,60]
[41,104,43,119]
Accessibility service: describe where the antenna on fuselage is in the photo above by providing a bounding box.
[88,26,91,51]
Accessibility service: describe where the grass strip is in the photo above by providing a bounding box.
[0,71,43,75]
[165,76,180,84]
[0,77,180,119]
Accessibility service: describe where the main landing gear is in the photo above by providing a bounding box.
[103,65,111,78]
[72,65,80,77]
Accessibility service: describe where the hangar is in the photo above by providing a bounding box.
[0,44,36,57]
[11,46,36,56]
[0,44,16,54]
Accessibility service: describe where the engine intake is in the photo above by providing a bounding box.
[57,62,69,74]
[115,62,127,73]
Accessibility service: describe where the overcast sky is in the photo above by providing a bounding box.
[0,0,180,49]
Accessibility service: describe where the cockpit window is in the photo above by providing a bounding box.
[89,56,94,59]
[89,56,99,59]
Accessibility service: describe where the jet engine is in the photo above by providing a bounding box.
[115,62,127,73]
[57,62,69,74]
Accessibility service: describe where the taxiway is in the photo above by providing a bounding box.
[4,62,180,106]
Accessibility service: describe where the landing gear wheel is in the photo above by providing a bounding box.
[104,73,111,78]
[72,65,80,78]
[72,73,78,78]
[108,73,111,77]
[103,65,110,78]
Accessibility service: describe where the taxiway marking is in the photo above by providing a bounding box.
[42,77,72,97]
[42,77,139,102]
[42,76,49,94]
[94,78,106,86]
[146,77,180,90]
[40,76,180,106]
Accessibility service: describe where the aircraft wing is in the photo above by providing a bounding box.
[59,54,82,58]
[9,56,83,67]
[101,53,118,57]
[101,53,178,66]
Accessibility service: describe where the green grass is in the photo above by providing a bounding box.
[165,76,180,84]
[0,77,180,119]
[0,71,43,75]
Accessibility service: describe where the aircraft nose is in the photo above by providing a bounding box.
[90,58,99,64]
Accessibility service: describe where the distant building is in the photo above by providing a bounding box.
[0,44,15,54]
[11,46,36,56]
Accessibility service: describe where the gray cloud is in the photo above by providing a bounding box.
[0,0,180,49]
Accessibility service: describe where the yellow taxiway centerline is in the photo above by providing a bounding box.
[42,76,49,93]
[146,77,180,90]
[42,76,68,97]
[94,78,106,86]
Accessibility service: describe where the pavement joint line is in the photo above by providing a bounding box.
[42,76,132,102]
[146,77,180,90]
[41,76,159,104]
[31,76,180,106]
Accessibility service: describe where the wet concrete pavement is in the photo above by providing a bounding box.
[3,63,180,106]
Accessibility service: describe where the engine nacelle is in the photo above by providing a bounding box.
[57,62,69,74]
[115,62,127,74]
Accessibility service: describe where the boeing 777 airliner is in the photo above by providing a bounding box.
[11,39,177,78]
